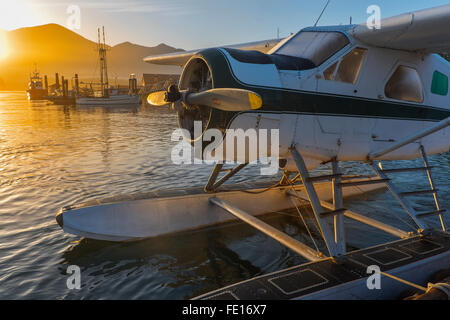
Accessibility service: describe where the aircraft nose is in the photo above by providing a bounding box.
[56,211,64,228]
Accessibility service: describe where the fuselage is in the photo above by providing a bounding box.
[176,25,450,168]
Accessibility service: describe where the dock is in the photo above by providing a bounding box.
[195,231,450,300]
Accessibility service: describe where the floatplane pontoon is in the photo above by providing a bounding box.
[57,5,450,299]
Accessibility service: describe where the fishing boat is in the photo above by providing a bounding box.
[76,90,140,105]
[76,27,140,106]
[26,64,47,100]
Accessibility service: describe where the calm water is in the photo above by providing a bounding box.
[0,91,448,299]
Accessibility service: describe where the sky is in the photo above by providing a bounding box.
[0,0,449,49]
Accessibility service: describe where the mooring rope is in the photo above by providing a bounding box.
[239,182,281,194]
[352,257,428,292]
[426,282,450,298]
[379,270,427,292]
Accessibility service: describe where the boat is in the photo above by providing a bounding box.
[76,90,140,105]
[26,64,48,100]
[76,27,140,106]
[47,95,76,105]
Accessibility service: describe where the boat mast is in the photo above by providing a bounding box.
[98,26,109,97]
[31,62,39,79]
[102,27,109,90]
[98,28,103,94]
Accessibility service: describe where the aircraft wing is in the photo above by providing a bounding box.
[350,4,450,53]
[144,38,281,66]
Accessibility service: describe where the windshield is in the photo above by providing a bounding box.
[274,31,349,66]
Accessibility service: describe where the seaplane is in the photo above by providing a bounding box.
[56,4,450,299]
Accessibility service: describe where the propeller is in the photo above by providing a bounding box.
[147,85,262,112]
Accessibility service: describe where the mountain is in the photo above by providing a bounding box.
[0,24,183,90]
[108,41,183,82]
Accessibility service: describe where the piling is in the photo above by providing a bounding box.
[64,79,69,97]
[44,75,48,93]
[74,74,79,95]
[55,73,60,90]
[129,74,137,94]
[61,76,65,96]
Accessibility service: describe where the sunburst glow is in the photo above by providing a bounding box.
[0,1,39,31]
[0,32,9,59]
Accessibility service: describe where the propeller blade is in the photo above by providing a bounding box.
[147,91,170,106]
[186,88,262,111]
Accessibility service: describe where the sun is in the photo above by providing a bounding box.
[0,0,42,59]
[0,32,9,59]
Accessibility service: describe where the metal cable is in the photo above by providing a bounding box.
[285,176,323,253]
[287,178,326,240]
[288,195,321,253]
[353,183,417,232]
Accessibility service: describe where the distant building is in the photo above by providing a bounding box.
[141,73,179,91]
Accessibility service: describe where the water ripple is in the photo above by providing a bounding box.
[0,91,448,299]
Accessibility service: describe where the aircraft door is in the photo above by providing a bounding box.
[317,47,368,96]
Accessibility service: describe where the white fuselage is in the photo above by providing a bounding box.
[214,33,449,168]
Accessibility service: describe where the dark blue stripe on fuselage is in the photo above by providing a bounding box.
[197,48,450,127]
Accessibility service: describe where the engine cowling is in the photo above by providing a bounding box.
[177,52,236,144]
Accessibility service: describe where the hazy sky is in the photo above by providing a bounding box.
[1,0,449,49]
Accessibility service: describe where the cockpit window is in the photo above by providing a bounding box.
[324,62,338,80]
[274,31,349,66]
[322,48,367,84]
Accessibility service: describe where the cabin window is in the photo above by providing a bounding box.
[431,71,448,96]
[275,31,349,66]
[323,62,338,80]
[334,48,367,84]
[385,66,424,103]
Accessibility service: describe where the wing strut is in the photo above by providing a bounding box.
[209,197,324,262]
